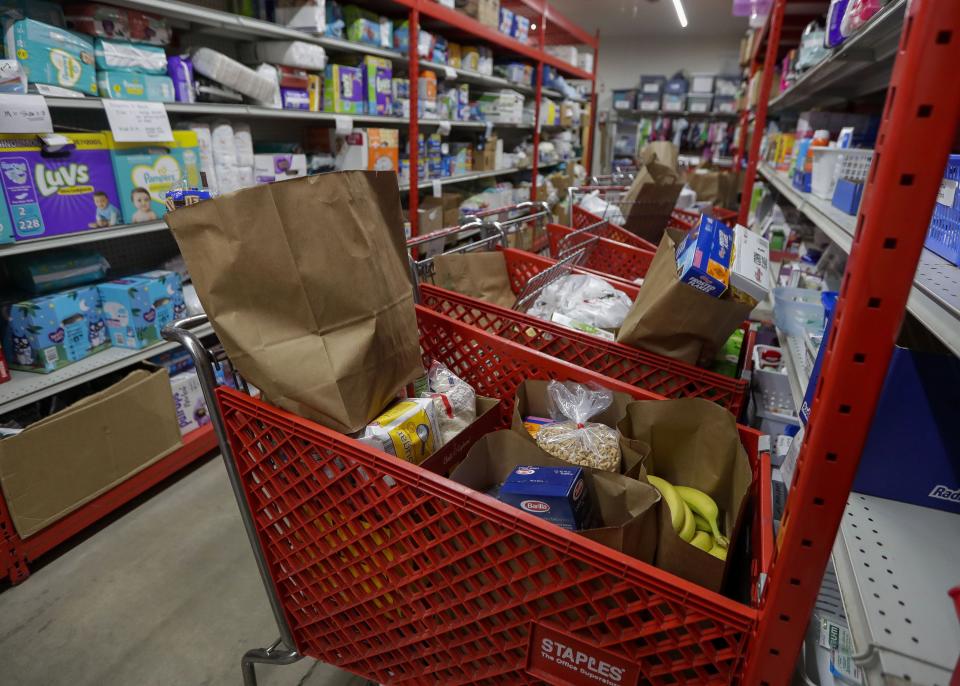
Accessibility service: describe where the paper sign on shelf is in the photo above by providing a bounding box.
[0,94,52,133]
[438,120,451,136]
[334,114,354,136]
[443,66,456,81]
[102,100,173,142]
[937,179,958,208]
[432,180,442,198]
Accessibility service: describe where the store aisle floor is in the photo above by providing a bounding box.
[0,457,362,686]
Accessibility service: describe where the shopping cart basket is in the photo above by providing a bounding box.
[408,221,749,415]
[463,200,552,253]
[568,204,657,250]
[163,310,772,686]
[546,222,655,284]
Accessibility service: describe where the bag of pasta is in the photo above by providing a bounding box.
[535,381,621,472]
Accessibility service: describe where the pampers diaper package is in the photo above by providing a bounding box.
[4,18,98,95]
[105,131,200,224]
[0,133,122,240]
[3,285,110,373]
[97,70,175,101]
[97,269,185,349]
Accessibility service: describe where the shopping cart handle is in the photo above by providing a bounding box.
[162,314,210,344]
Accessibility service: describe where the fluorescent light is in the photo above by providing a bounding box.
[530,23,537,30]
[671,0,688,27]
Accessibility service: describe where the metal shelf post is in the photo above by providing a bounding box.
[744,2,960,682]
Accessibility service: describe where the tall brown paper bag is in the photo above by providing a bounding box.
[432,252,516,309]
[616,231,753,366]
[165,171,423,433]
[621,143,685,243]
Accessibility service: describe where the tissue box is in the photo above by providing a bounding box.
[323,64,363,114]
[367,128,398,172]
[729,225,770,305]
[105,131,201,224]
[5,18,98,95]
[675,214,732,297]
[499,465,590,531]
[253,153,307,183]
[3,286,110,373]
[97,270,185,349]
[94,38,167,74]
[97,70,174,101]
[0,133,122,240]
[169,370,211,436]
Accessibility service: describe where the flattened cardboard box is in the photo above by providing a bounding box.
[0,369,182,538]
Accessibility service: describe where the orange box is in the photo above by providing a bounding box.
[368,128,399,172]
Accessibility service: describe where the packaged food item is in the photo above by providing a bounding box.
[354,397,443,464]
[94,38,167,74]
[423,361,476,445]
[535,381,621,472]
[498,465,591,531]
[675,214,733,297]
[729,224,770,306]
[5,18,98,95]
[523,416,556,438]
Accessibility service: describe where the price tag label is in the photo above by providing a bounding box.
[102,100,172,142]
[334,114,354,136]
[432,180,442,198]
[0,94,52,133]
[937,179,958,208]
[438,119,451,136]
[443,66,457,80]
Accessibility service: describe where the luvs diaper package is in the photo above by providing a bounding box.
[0,133,122,240]
[4,18,98,95]
[105,131,200,224]
[3,285,110,373]
[97,269,185,349]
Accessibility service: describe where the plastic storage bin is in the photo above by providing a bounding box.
[662,93,685,112]
[612,88,637,110]
[664,76,688,94]
[638,94,661,111]
[690,73,715,93]
[925,153,960,266]
[832,178,864,215]
[639,74,665,94]
[688,94,713,113]
[773,287,824,337]
[715,75,740,97]
[713,95,737,113]
[752,344,794,415]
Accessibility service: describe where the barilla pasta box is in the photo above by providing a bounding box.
[675,214,733,297]
[3,285,110,373]
[104,131,200,224]
[0,133,122,240]
[97,270,185,349]
[499,465,591,531]
[4,18,98,96]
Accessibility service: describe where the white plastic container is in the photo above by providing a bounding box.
[811,147,875,200]
[689,73,715,93]
[687,94,713,113]
[752,344,795,415]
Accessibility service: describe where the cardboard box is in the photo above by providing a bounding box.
[253,153,308,183]
[0,368,182,537]
[729,224,770,305]
[367,128,399,172]
[418,201,443,236]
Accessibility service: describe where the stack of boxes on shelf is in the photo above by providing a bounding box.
[615,73,739,114]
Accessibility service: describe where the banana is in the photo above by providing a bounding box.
[647,475,684,532]
[678,501,696,542]
[690,531,713,551]
[708,543,727,561]
[675,485,728,548]
[693,513,711,533]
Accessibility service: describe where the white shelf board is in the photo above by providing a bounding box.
[399,167,521,191]
[0,323,214,414]
[832,494,960,685]
[0,220,168,257]
[759,164,960,357]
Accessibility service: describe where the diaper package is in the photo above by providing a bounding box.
[191,47,275,102]
[233,123,254,167]
[354,397,444,464]
[4,18,98,95]
[166,55,194,103]
[94,38,166,74]
[169,370,210,436]
[3,285,110,373]
[97,70,174,101]
[210,121,240,194]
[246,40,327,70]
[97,269,185,349]
[274,0,326,33]
[323,64,363,114]
[253,153,307,183]
[354,55,391,116]
[65,3,130,40]
[0,190,12,243]
[343,5,392,48]
[105,130,201,224]
[10,249,109,294]
[182,122,218,194]
[0,133,122,240]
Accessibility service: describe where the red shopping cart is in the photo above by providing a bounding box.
[163,308,772,686]
[546,223,655,284]
[463,200,552,253]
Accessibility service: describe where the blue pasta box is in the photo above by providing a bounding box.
[97,269,185,349]
[3,285,110,373]
[675,214,732,297]
[499,465,591,531]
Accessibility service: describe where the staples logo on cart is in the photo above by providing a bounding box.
[526,624,640,686]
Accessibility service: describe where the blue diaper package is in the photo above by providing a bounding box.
[675,214,733,297]
[499,465,591,531]
[97,70,175,101]
[0,186,11,244]
[97,269,185,349]
[4,18,98,95]
[10,249,109,294]
[3,285,110,373]
[93,38,167,74]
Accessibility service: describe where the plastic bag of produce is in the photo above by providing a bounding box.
[535,381,621,472]
[578,190,625,226]
[526,274,632,331]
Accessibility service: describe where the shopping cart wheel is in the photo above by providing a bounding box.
[240,638,302,686]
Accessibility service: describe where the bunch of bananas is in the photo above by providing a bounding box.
[647,475,729,560]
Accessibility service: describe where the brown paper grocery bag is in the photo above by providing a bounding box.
[451,430,660,563]
[165,171,422,433]
[622,144,685,243]
[616,231,753,366]
[618,399,752,592]
[432,251,516,309]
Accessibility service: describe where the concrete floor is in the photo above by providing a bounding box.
[0,457,365,686]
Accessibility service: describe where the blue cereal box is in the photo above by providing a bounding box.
[675,214,733,297]
[3,285,110,373]
[499,465,591,531]
[98,270,185,349]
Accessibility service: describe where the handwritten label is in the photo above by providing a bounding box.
[334,114,354,136]
[0,94,52,133]
[937,179,958,208]
[432,180,442,198]
[438,120,451,136]
[443,66,457,80]
[102,100,172,142]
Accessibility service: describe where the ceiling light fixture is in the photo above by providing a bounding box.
[671,0,688,27]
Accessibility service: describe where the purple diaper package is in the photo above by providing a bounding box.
[0,133,122,241]
[166,54,195,103]
[281,87,310,110]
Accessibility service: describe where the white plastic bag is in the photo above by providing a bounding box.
[424,361,476,444]
[578,190,625,226]
[526,274,632,330]
[535,380,620,472]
